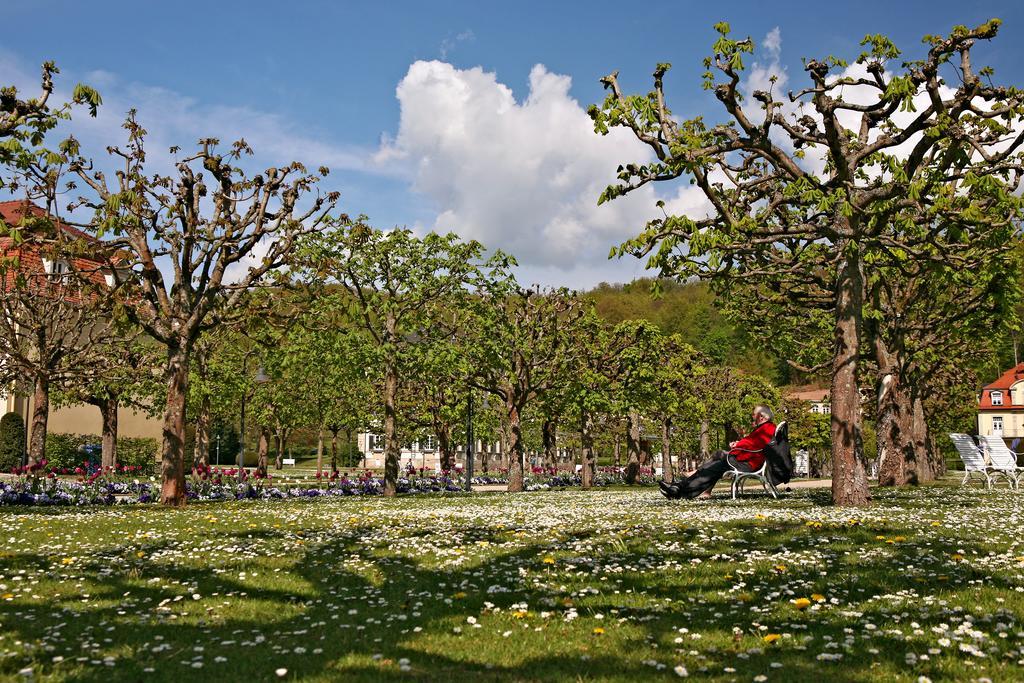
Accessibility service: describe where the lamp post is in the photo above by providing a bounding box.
[238,352,270,475]
[464,391,474,491]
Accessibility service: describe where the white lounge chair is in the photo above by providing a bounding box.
[725,421,788,499]
[949,433,1001,488]
[980,436,1022,488]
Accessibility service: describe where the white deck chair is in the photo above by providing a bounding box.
[980,436,1022,488]
[949,433,997,488]
[725,421,787,499]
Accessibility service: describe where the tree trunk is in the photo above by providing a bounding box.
[830,242,871,507]
[316,427,324,475]
[330,428,339,473]
[871,322,917,487]
[256,426,270,476]
[344,427,353,468]
[624,409,642,485]
[437,423,454,472]
[699,417,710,463]
[911,391,935,482]
[28,375,49,467]
[875,370,916,486]
[925,416,945,478]
[581,408,595,489]
[614,439,621,468]
[661,417,672,483]
[274,429,285,470]
[542,418,557,471]
[194,394,211,469]
[383,359,399,497]
[506,399,525,493]
[160,347,190,506]
[100,396,118,470]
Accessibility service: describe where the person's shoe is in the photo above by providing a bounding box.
[658,480,673,498]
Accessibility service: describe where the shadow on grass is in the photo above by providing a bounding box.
[0,489,1019,681]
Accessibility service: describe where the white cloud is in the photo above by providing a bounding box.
[763,27,782,57]
[378,60,676,280]
[440,29,476,59]
[0,48,379,191]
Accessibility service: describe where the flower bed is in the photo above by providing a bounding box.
[0,463,657,507]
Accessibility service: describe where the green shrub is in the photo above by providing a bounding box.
[117,437,158,472]
[0,412,26,472]
[43,433,158,473]
[44,433,90,470]
[338,441,364,468]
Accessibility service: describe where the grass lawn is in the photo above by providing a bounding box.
[0,482,1022,681]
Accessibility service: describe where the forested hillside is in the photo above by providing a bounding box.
[584,278,793,385]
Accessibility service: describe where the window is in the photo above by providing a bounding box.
[368,434,384,451]
[823,404,831,415]
[42,258,70,284]
[992,391,1004,406]
[811,405,819,414]
[993,416,1004,434]
[421,435,436,451]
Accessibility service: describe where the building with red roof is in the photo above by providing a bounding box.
[977,362,1024,438]
[0,201,161,455]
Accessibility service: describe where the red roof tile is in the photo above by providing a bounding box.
[787,388,829,402]
[0,200,97,244]
[978,363,1024,410]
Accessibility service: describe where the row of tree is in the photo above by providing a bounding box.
[1,65,781,505]
[591,19,1024,505]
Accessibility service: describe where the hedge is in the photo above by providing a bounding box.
[0,413,26,472]
[44,433,158,473]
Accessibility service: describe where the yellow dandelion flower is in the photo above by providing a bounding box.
[762,633,781,644]
[1,593,13,600]
[773,564,787,573]
[453,592,467,599]
[512,610,528,619]
[592,627,605,635]
[792,598,812,610]
[542,556,555,564]
[811,594,826,602]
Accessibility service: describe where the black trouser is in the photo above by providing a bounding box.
[676,450,754,497]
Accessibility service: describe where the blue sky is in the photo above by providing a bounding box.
[6,0,1024,287]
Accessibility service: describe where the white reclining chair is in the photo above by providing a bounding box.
[949,433,1000,488]
[980,435,1022,488]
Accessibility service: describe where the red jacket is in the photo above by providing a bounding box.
[729,422,776,470]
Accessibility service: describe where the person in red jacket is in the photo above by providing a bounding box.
[660,405,776,500]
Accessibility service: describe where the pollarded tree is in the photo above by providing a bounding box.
[566,309,636,488]
[0,219,118,465]
[606,319,664,484]
[56,326,163,469]
[279,322,375,475]
[297,222,500,496]
[649,336,703,483]
[467,285,589,492]
[402,336,471,473]
[591,20,1024,506]
[71,112,339,505]
[1,62,100,194]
